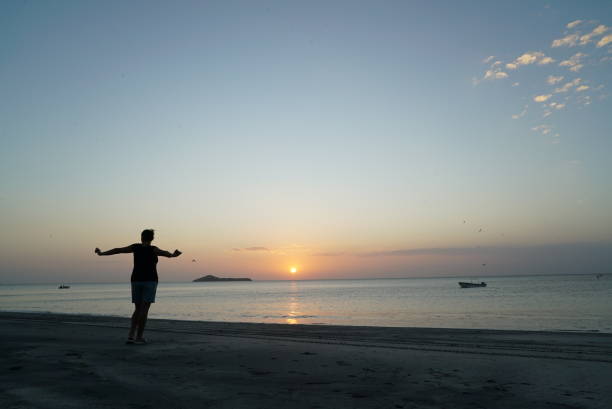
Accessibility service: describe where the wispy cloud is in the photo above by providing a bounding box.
[554,77,582,93]
[478,19,610,130]
[534,94,552,102]
[232,246,270,252]
[532,124,552,135]
[597,34,612,47]
[472,61,503,84]
[484,69,508,80]
[549,102,566,110]
[552,23,609,48]
[482,55,495,64]
[539,56,555,65]
[516,52,541,65]
[593,24,608,35]
[310,247,491,258]
[559,52,587,72]
[579,24,609,46]
[308,244,612,276]
[358,247,484,257]
[552,33,579,48]
[312,251,346,257]
[480,43,568,84]
[480,51,553,82]
[507,51,555,69]
[546,75,564,85]
[232,244,311,255]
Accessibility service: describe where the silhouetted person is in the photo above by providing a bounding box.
[95,229,181,344]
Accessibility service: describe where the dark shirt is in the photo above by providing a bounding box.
[130,243,158,282]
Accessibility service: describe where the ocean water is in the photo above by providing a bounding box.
[1,275,611,332]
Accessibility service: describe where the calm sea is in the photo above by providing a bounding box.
[1,275,611,332]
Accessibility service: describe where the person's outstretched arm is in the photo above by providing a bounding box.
[95,245,134,256]
[154,247,182,258]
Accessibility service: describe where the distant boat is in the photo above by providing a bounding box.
[58,284,70,289]
[458,281,486,288]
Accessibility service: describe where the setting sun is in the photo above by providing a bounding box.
[290,267,297,274]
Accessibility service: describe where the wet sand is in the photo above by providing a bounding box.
[1,312,611,409]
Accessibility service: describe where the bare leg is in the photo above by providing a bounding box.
[128,304,140,339]
[136,302,151,340]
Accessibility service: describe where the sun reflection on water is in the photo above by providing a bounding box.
[286,281,299,324]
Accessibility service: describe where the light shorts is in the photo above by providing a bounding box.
[131,281,158,303]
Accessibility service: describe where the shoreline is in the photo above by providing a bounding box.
[1,309,610,333]
[3,311,612,362]
[2,312,612,408]
[1,308,610,335]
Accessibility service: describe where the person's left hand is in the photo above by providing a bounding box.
[95,248,101,255]
[173,250,182,257]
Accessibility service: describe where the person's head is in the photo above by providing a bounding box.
[141,229,154,244]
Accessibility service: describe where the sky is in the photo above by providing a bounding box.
[1,0,611,283]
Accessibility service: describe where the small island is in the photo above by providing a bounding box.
[193,275,252,282]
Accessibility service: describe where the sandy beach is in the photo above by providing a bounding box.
[1,312,611,409]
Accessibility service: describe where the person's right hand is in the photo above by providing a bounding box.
[95,248,101,255]
[173,249,182,257]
